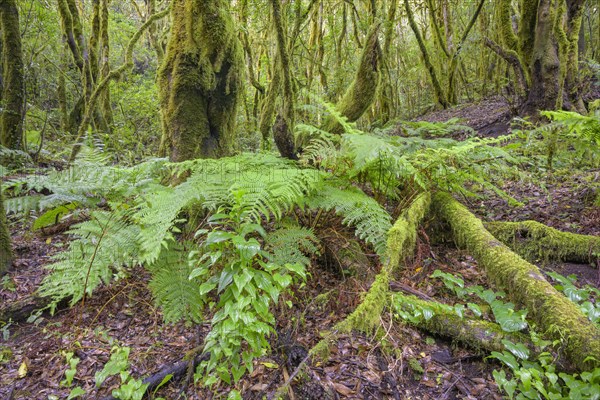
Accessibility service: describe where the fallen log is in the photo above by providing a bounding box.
[485,220,600,265]
[434,192,600,371]
[0,294,52,323]
[100,351,208,400]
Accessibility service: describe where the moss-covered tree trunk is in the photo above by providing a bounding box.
[0,191,13,276]
[0,0,24,149]
[321,24,382,134]
[270,0,297,160]
[158,0,243,161]
[404,0,448,109]
[521,0,562,115]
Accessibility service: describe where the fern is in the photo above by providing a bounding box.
[265,223,321,267]
[398,118,476,138]
[136,153,323,263]
[39,209,141,310]
[541,110,600,145]
[147,242,204,324]
[306,181,392,257]
[4,152,167,219]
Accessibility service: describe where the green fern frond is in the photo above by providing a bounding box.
[147,242,204,323]
[137,154,323,263]
[265,223,320,267]
[399,118,476,137]
[306,181,392,257]
[4,194,43,215]
[39,210,141,310]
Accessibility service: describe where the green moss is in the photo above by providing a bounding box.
[518,0,540,67]
[486,220,600,265]
[0,0,24,150]
[0,191,12,276]
[322,23,383,134]
[158,0,243,161]
[434,192,600,371]
[498,0,518,52]
[393,292,535,355]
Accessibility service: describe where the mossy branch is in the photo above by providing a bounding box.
[391,292,538,356]
[403,0,448,109]
[485,220,600,265]
[433,192,600,371]
[321,23,382,134]
[310,192,431,357]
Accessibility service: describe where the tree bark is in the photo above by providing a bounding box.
[158,0,243,161]
[0,0,24,150]
[0,191,12,276]
[521,0,562,115]
[404,0,448,109]
[270,0,297,159]
[485,220,600,265]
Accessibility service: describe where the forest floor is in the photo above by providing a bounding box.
[0,100,599,399]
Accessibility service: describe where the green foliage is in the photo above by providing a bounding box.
[302,119,521,202]
[39,209,141,311]
[136,153,321,264]
[4,147,166,218]
[398,118,476,138]
[60,352,80,387]
[110,76,161,162]
[516,110,600,169]
[192,202,308,385]
[146,242,205,324]
[95,346,149,400]
[431,269,528,332]
[305,181,392,257]
[265,223,320,267]
[29,153,321,385]
[492,338,600,400]
[547,272,600,325]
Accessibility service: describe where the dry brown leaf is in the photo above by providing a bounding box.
[332,382,355,396]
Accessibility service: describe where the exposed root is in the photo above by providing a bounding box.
[434,192,600,371]
[390,291,538,357]
[485,220,600,265]
[310,192,431,358]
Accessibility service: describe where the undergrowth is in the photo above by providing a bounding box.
[4,104,599,393]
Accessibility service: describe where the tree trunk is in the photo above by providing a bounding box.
[158,0,243,161]
[0,0,24,150]
[270,0,297,160]
[0,191,13,276]
[321,24,382,134]
[521,0,562,115]
[404,0,448,109]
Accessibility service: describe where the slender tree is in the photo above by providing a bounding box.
[158,0,244,161]
[0,0,24,149]
[0,190,12,276]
